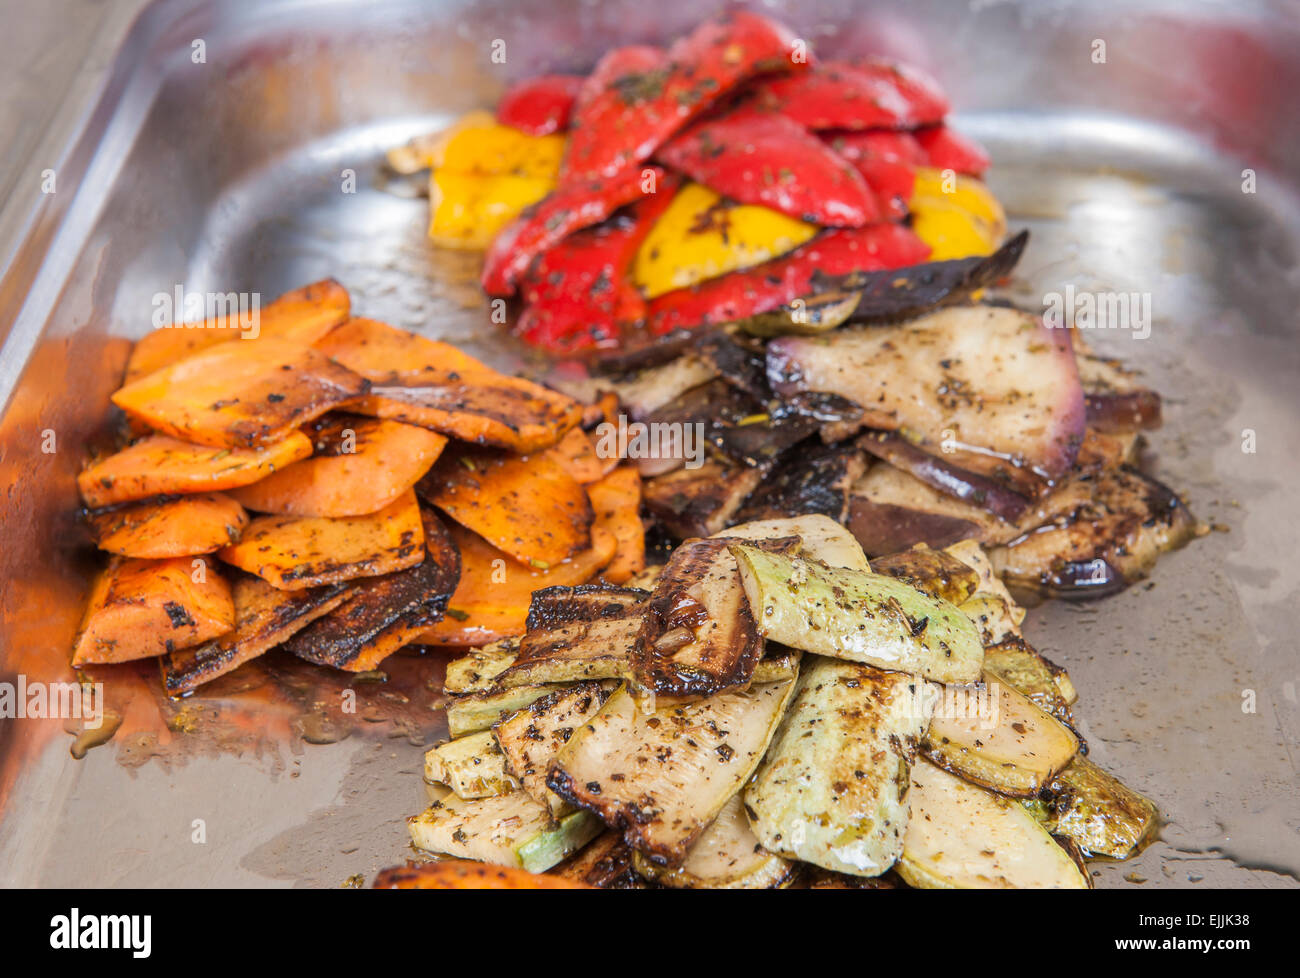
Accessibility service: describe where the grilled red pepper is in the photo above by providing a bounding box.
[497,74,585,136]
[656,108,879,227]
[915,124,990,175]
[481,165,665,296]
[823,131,923,221]
[515,176,680,353]
[560,12,808,185]
[752,60,949,130]
[647,223,931,334]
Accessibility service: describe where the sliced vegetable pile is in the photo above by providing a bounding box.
[389,11,1005,355]
[72,280,645,694]
[409,516,1159,888]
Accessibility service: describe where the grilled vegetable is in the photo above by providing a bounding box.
[595,355,717,420]
[481,165,666,296]
[634,794,794,888]
[634,536,799,699]
[442,638,519,695]
[553,831,643,888]
[908,169,1006,261]
[545,426,610,485]
[228,414,446,517]
[72,557,235,666]
[162,574,350,695]
[494,591,642,688]
[657,109,876,227]
[493,681,613,814]
[559,12,805,184]
[900,760,1089,888]
[427,170,555,250]
[732,440,865,525]
[915,125,990,176]
[647,224,931,336]
[730,545,983,683]
[1076,341,1163,433]
[982,638,1076,723]
[587,467,645,584]
[123,278,350,383]
[373,859,591,889]
[547,679,796,864]
[282,506,460,671]
[496,74,584,136]
[751,60,949,131]
[408,787,601,873]
[424,731,519,799]
[315,317,581,453]
[88,493,249,558]
[847,461,1006,555]
[516,183,679,353]
[420,446,593,566]
[78,432,314,509]
[632,182,818,300]
[1042,756,1159,859]
[643,459,772,538]
[446,684,566,739]
[414,523,616,647]
[113,337,367,450]
[867,544,980,605]
[746,659,934,876]
[721,513,871,572]
[217,489,426,590]
[925,676,1080,796]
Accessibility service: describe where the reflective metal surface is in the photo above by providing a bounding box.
[1,0,1298,887]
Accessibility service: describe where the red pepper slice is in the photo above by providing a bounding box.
[914,124,990,176]
[515,176,681,353]
[481,165,665,296]
[561,12,808,185]
[752,60,949,130]
[646,223,931,335]
[497,74,585,136]
[822,132,921,221]
[656,108,879,227]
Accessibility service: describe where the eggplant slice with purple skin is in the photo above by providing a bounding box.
[643,457,775,538]
[767,304,1087,498]
[731,439,866,525]
[633,534,800,700]
[1074,337,1163,434]
[987,466,1198,599]
[284,505,461,669]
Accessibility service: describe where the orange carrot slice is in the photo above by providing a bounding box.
[587,466,645,584]
[89,492,250,558]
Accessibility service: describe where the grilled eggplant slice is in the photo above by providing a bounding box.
[643,458,772,538]
[493,681,613,815]
[982,638,1076,723]
[446,684,565,738]
[898,759,1089,888]
[634,536,799,699]
[746,659,933,876]
[408,787,601,873]
[443,638,520,695]
[732,440,866,525]
[634,794,795,889]
[1075,339,1162,434]
[722,513,870,572]
[1042,756,1158,858]
[599,355,718,420]
[769,305,1086,496]
[924,676,1079,797]
[548,679,797,865]
[730,545,983,683]
[285,506,460,671]
[424,731,519,799]
[988,466,1198,598]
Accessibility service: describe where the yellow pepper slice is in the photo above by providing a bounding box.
[632,183,818,299]
[429,170,555,250]
[909,167,1006,261]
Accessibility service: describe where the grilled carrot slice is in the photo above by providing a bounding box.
[545,425,610,484]
[415,522,616,647]
[89,493,249,558]
[372,860,591,889]
[587,466,645,585]
[112,337,368,449]
[420,446,593,566]
[72,557,235,665]
[228,414,447,517]
[315,317,581,453]
[217,489,425,589]
[123,279,351,383]
[77,432,313,509]
[162,574,352,695]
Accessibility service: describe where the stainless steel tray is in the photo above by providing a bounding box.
[1,0,1298,888]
